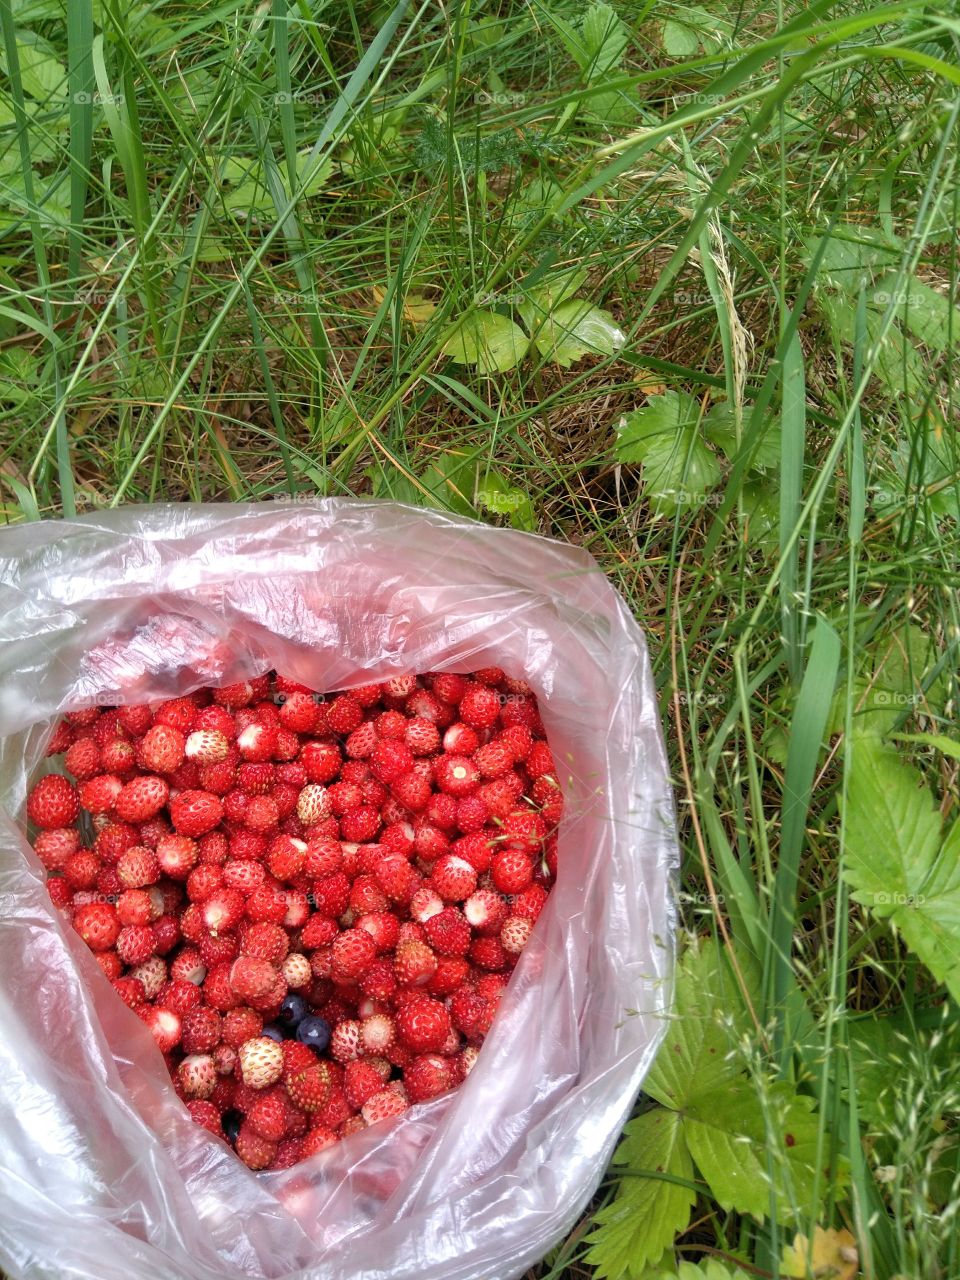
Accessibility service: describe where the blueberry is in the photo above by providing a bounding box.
[296,1015,331,1052]
[222,1109,242,1144]
[278,993,308,1028]
[261,1023,285,1043]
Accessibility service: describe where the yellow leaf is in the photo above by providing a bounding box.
[781,1226,859,1279]
[370,285,437,325]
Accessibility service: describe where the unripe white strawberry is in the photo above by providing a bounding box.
[129,955,167,999]
[360,1012,396,1055]
[501,916,532,954]
[178,1054,217,1099]
[185,729,229,764]
[238,1036,283,1089]
[281,953,312,988]
[329,1019,362,1063]
[297,784,331,825]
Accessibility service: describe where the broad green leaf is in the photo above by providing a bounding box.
[0,28,67,103]
[704,401,780,471]
[442,310,529,373]
[891,732,960,761]
[615,391,721,516]
[684,1078,825,1221]
[827,623,945,739]
[523,298,625,366]
[419,450,476,517]
[650,1262,754,1280]
[740,480,779,551]
[221,149,332,214]
[802,226,902,295]
[476,472,536,530]
[574,2,629,78]
[816,290,927,399]
[662,20,700,56]
[522,266,588,312]
[842,737,960,999]
[365,463,421,506]
[645,938,758,1109]
[584,1108,696,1279]
[870,272,960,355]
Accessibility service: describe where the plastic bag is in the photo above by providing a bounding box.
[0,500,677,1280]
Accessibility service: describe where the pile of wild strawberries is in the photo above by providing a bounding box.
[25,670,561,1171]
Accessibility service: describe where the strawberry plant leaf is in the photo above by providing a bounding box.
[869,272,960,355]
[615,391,721,516]
[649,1262,753,1280]
[476,472,536,530]
[842,736,960,999]
[802,226,902,295]
[740,480,779,551]
[683,1078,826,1221]
[584,1108,696,1279]
[815,290,927,400]
[522,298,625,366]
[661,19,700,57]
[0,27,67,103]
[704,401,780,471]
[522,266,588,313]
[442,310,529,373]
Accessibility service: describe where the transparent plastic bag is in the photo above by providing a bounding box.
[0,500,677,1280]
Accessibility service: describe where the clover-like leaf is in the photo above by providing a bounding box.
[442,310,529,373]
[615,391,721,515]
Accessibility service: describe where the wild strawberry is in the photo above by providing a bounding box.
[442,723,480,756]
[117,888,154,926]
[512,883,549,921]
[331,929,376,983]
[99,737,136,774]
[283,889,310,929]
[239,1036,284,1088]
[63,850,100,890]
[187,1099,222,1134]
[430,854,477,902]
[64,737,101,781]
[474,739,513,779]
[395,995,450,1053]
[138,1005,181,1052]
[247,1089,289,1142]
[326,695,363,735]
[404,1054,455,1103]
[433,755,479,797]
[187,863,223,902]
[230,956,278,1002]
[199,831,229,864]
[491,849,534,894]
[65,708,100,729]
[245,882,288,925]
[235,1122,277,1169]
[93,822,138,864]
[361,1088,408,1126]
[96,866,122,898]
[340,805,380,843]
[453,831,494,874]
[181,1008,222,1054]
[223,860,265,896]
[185,729,229,765]
[459,684,500,729]
[241,921,288,965]
[394,938,437,988]
[116,775,169,823]
[300,740,341,783]
[431,673,467,704]
[266,835,306,881]
[222,1006,263,1048]
[46,720,74,755]
[153,697,198,733]
[198,931,237,968]
[117,924,157,965]
[359,959,397,1002]
[311,872,350,919]
[356,910,400,953]
[200,758,237,794]
[373,856,417,905]
[244,794,279,832]
[455,794,489,834]
[117,849,160,890]
[296,784,330,826]
[112,976,146,1008]
[33,827,79,872]
[177,1054,217,1099]
[357,1012,394,1057]
[138,816,171,849]
[464,888,508,935]
[329,1020,362,1064]
[73,901,121,951]
[276,691,319,734]
[501,916,533,954]
[282,953,312,988]
[370,739,414,784]
[470,935,508,971]
[46,877,72,910]
[344,1060,384,1110]
[213,681,255,709]
[498,809,547,853]
[170,789,223,837]
[426,956,470,997]
[406,689,447,725]
[202,888,245,935]
[237,722,277,763]
[27,774,80,829]
[137,724,185,774]
[423,906,471,957]
[480,777,521,820]
[170,947,207,984]
[156,834,198,880]
[129,954,167,999]
[285,1060,332,1112]
[391,771,432,812]
[94,950,123,981]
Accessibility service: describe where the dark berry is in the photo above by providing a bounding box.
[261,1024,285,1043]
[296,1015,331,1052]
[278,993,308,1029]
[222,1109,243,1144]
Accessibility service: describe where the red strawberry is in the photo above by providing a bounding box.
[138,1005,181,1052]
[395,996,451,1053]
[63,850,100,890]
[154,697,198,734]
[181,1008,222,1054]
[64,737,101,781]
[187,1099,222,1134]
[237,722,277,763]
[236,1122,277,1169]
[129,955,167,999]
[404,1053,455,1103]
[156,834,199,880]
[433,755,479,797]
[370,739,414,784]
[112,976,147,1009]
[266,835,306,881]
[46,720,74,755]
[430,854,477,902]
[185,729,229,764]
[117,888,154,926]
[455,794,489,834]
[425,955,470,997]
[300,740,341,784]
[27,775,79,829]
[423,907,471,957]
[498,808,547,852]
[442,723,480,755]
[459,684,500,729]
[470,935,508,971]
[344,1060,384,1110]
[171,947,207,984]
[331,929,376,984]
[73,901,121,951]
[512,883,548,921]
[248,1089,289,1142]
[278,692,320,734]
[170,789,223,837]
[361,1087,408,1126]
[432,673,467,704]
[178,1053,217,1099]
[285,1060,332,1113]
[464,888,508,935]
[33,827,79,871]
[239,1036,284,1088]
[222,1006,263,1048]
[202,888,245,935]
[474,739,512,779]
[394,938,438,987]
[230,956,277,1001]
[244,794,279,832]
[213,681,255,709]
[117,924,157,965]
[93,822,139,864]
[116,776,169,823]
[491,849,534,893]
[390,771,432,812]
[138,724,186,774]
[326,695,363,735]
[245,882,288,925]
[241,921,288,965]
[406,689,446,724]
[340,805,380,843]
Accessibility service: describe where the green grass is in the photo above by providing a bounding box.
[2,0,960,1276]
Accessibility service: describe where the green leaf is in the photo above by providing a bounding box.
[584,1108,696,1279]
[842,737,960,999]
[442,310,529,373]
[827,623,945,739]
[476,472,536,530]
[704,401,780,471]
[869,272,960,355]
[0,28,67,103]
[419,450,476,517]
[645,938,758,1110]
[650,1260,754,1280]
[802,226,902,296]
[739,480,779,551]
[891,732,960,761]
[615,391,721,516]
[522,266,588,312]
[684,1078,825,1221]
[815,290,927,400]
[572,2,629,78]
[662,19,700,57]
[522,297,625,366]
